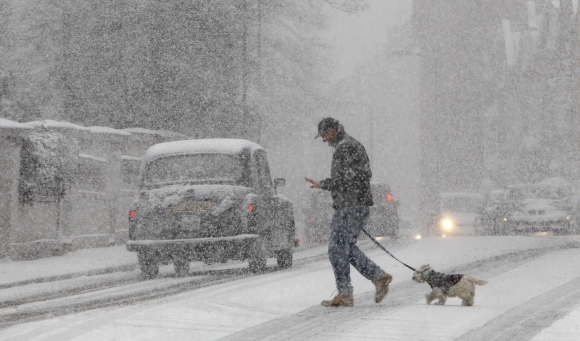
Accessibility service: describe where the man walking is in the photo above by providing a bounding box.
[305,117,392,307]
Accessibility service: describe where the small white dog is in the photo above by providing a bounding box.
[412,264,487,306]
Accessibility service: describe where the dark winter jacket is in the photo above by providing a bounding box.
[320,129,374,209]
[425,270,464,294]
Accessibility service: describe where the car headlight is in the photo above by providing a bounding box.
[440,218,454,231]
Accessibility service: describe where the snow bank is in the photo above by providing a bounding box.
[143,184,248,208]
[122,127,166,136]
[0,118,33,129]
[123,128,189,140]
[26,119,89,131]
[79,153,108,163]
[119,155,143,161]
[87,126,132,136]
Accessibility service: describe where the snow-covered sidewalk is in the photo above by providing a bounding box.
[0,241,328,289]
[0,246,137,288]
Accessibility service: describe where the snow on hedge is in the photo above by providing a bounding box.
[19,129,80,204]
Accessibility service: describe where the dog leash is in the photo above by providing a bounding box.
[361,227,416,271]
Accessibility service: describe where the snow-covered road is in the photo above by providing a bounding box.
[1,235,580,341]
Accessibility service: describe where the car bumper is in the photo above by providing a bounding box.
[126,234,260,260]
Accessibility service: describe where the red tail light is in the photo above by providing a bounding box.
[247,204,255,213]
[386,193,393,202]
[129,210,137,220]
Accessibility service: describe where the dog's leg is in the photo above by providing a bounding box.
[462,296,474,306]
[431,288,446,305]
[453,279,477,307]
[466,283,475,306]
[426,290,437,305]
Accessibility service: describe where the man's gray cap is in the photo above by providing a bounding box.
[314,117,340,139]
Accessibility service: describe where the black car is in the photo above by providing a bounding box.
[303,182,400,243]
[368,182,400,238]
[126,139,296,279]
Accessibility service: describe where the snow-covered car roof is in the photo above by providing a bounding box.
[122,127,189,139]
[439,192,483,199]
[144,139,264,160]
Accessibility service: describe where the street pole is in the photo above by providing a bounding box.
[368,104,373,171]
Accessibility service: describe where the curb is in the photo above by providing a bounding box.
[0,263,138,290]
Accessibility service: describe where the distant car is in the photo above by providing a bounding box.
[303,182,400,243]
[126,139,296,279]
[478,189,506,235]
[567,194,580,234]
[435,192,484,236]
[499,183,573,234]
[368,182,400,239]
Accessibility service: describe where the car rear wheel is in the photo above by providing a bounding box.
[248,238,267,273]
[138,251,159,280]
[276,249,293,268]
[173,258,190,277]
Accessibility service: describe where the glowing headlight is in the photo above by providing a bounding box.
[440,218,454,231]
[414,234,422,240]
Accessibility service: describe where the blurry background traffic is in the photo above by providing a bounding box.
[1,1,580,257]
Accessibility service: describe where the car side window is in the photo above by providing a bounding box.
[238,150,251,187]
[253,150,274,195]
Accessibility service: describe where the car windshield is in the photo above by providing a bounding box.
[145,153,244,185]
[441,196,482,213]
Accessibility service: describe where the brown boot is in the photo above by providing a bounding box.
[375,272,392,303]
[321,293,354,307]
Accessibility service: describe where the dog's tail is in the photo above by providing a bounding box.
[464,275,487,286]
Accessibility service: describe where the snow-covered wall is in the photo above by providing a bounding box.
[0,119,32,258]
[0,118,188,260]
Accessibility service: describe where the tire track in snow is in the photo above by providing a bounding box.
[219,245,575,341]
[455,274,580,341]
